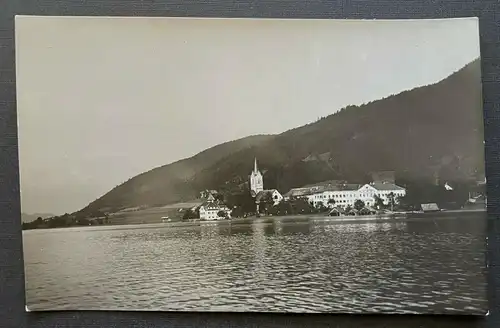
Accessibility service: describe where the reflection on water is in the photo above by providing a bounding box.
[23,215,488,314]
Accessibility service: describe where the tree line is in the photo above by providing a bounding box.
[22,211,111,230]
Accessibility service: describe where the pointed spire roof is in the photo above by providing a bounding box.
[254,157,258,173]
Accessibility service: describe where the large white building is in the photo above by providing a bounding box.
[284,180,406,209]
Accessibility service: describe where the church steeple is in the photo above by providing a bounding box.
[250,157,264,195]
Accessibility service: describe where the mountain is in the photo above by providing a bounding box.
[22,213,55,223]
[77,59,484,216]
[76,135,273,215]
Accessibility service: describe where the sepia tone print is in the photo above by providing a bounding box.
[16,16,487,314]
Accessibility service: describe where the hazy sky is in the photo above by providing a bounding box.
[15,17,480,215]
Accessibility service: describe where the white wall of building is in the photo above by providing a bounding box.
[250,173,263,194]
[270,190,283,205]
[306,184,406,208]
[199,205,231,221]
[199,207,220,220]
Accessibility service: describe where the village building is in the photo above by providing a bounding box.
[198,201,231,221]
[256,189,283,206]
[421,203,440,212]
[328,207,342,216]
[283,180,406,209]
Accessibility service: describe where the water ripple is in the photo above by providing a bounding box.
[23,215,488,314]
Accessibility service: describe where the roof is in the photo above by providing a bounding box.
[421,203,440,211]
[200,189,218,194]
[283,188,313,198]
[284,180,404,198]
[359,207,376,213]
[284,182,360,198]
[302,180,345,188]
[336,184,362,191]
[369,182,405,191]
[256,189,280,202]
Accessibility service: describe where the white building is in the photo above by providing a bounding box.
[198,201,231,221]
[249,158,264,196]
[284,181,406,209]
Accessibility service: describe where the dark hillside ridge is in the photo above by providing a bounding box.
[77,135,274,215]
[78,59,484,215]
[21,213,55,223]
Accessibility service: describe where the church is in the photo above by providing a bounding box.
[249,158,283,206]
[249,158,264,196]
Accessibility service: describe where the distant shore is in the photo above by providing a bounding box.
[22,207,486,231]
[157,208,487,228]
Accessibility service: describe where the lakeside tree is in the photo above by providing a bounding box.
[395,178,471,210]
[258,199,275,215]
[315,202,329,213]
[76,218,91,226]
[225,189,255,215]
[230,206,244,218]
[292,197,315,214]
[373,195,384,210]
[214,193,225,203]
[217,210,227,219]
[387,192,396,211]
[275,201,293,216]
[182,208,198,221]
[354,199,365,211]
[395,195,405,210]
[327,198,336,207]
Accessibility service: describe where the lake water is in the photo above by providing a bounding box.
[23,215,488,314]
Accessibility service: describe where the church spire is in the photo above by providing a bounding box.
[250,157,263,196]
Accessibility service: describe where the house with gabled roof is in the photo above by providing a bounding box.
[256,189,283,206]
[199,200,231,221]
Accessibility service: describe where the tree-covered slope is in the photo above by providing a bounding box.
[78,59,484,216]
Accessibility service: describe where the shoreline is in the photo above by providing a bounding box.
[155,208,487,228]
[22,208,486,232]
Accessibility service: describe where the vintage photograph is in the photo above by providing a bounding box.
[16,16,487,314]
